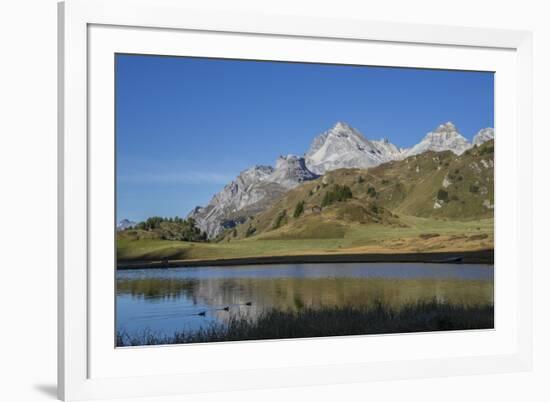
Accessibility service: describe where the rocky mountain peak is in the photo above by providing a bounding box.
[272,154,318,188]
[305,122,404,174]
[328,121,364,140]
[332,121,352,131]
[473,127,495,146]
[237,165,274,184]
[406,122,471,156]
[117,219,136,231]
[187,121,493,239]
[434,121,458,133]
[188,155,318,238]
[275,154,298,169]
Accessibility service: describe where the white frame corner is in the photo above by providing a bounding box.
[58,0,533,400]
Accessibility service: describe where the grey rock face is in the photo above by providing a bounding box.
[405,122,472,157]
[304,122,405,174]
[473,127,495,146]
[116,219,136,231]
[188,157,318,238]
[188,121,493,239]
[270,154,319,188]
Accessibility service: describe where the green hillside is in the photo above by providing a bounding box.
[221,141,494,242]
[117,142,494,263]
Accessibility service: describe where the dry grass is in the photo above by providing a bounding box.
[117,299,494,346]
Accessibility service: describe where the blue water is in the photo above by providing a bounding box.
[116,262,494,337]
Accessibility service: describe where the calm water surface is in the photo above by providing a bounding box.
[116,263,494,337]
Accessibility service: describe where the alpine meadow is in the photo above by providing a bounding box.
[115,55,494,346]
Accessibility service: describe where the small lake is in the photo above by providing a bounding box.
[116,262,494,338]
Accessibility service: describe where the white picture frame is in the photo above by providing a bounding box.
[58,0,533,400]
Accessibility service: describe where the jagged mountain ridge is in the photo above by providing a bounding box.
[305,122,406,174]
[404,122,472,157]
[223,140,495,243]
[473,128,494,146]
[116,219,136,231]
[188,121,494,239]
[188,155,318,238]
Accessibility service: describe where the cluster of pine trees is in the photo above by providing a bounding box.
[133,216,207,242]
[321,184,353,207]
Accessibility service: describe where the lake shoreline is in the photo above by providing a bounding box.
[117,248,494,270]
[116,301,494,346]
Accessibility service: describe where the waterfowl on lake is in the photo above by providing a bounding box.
[245,302,252,306]
[198,311,206,316]
[222,306,230,311]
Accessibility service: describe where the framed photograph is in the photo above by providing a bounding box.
[58,0,533,400]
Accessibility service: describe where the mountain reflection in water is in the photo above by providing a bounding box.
[116,262,493,337]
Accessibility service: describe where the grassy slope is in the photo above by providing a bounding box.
[117,215,493,262]
[230,141,494,240]
[118,142,494,262]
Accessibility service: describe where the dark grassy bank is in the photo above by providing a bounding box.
[116,300,494,346]
[117,249,494,269]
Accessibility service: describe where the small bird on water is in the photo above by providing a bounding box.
[198,311,206,316]
[245,302,252,306]
[222,306,230,311]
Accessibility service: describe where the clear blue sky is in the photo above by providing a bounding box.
[116,54,494,222]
